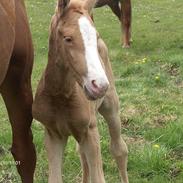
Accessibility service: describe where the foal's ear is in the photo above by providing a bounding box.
[57,0,70,16]
[84,0,96,13]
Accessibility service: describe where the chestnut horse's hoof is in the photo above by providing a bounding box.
[122,38,133,48]
[122,44,130,48]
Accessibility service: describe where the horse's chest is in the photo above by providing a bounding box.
[34,97,91,137]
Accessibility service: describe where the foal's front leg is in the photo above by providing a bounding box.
[99,89,129,183]
[45,129,68,183]
[78,122,105,183]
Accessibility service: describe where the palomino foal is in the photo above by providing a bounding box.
[32,0,128,182]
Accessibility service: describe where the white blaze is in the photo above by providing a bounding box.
[78,16,109,87]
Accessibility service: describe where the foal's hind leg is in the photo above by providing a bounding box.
[99,89,129,183]
[0,72,36,183]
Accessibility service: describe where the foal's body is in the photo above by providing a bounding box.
[95,0,131,48]
[33,0,128,182]
[0,0,36,182]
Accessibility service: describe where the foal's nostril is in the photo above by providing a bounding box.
[91,79,109,94]
[91,80,98,89]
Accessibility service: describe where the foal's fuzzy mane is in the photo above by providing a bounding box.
[55,0,96,15]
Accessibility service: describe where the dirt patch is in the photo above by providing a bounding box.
[124,106,139,116]
[123,135,146,146]
[161,63,180,76]
[120,106,140,127]
[175,79,183,88]
[152,114,177,127]
[0,146,5,156]
[169,166,181,179]
[0,172,18,183]
[170,147,183,160]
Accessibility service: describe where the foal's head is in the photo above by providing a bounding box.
[54,0,109,100]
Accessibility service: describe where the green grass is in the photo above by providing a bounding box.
[0,0,183,182]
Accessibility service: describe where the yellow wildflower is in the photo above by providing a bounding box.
[142,58,147,63]
[153,144,160,149]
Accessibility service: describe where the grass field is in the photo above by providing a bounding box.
[0,0,183,182]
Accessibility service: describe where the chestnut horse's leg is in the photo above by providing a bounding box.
[78,123,105,183]
[99,89,129,183]
[120,0,131,48]
[107,0,121,20]
[0,4,36,179]
[0,66,36,183]
[95,0,131,47]
[45,129,68,183]
[95,0,121,21]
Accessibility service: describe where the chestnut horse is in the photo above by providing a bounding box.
[32,0,128,182]
[0,0,36,182]
[95,0,131,48]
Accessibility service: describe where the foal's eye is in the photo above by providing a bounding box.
[63,36,72,43]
